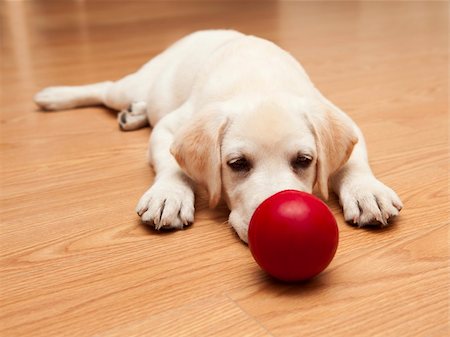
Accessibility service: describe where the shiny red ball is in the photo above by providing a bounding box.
[248,190,339,282]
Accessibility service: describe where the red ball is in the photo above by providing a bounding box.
[248,190,339,282]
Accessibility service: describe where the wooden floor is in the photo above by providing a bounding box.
[1,1,448,336]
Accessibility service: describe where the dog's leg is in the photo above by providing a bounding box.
[34,81,114,111]
[34,67,153,111]
[315,94,403,227]
[135,105,195,230]
[330,126,403,227]
[34,78,151,131]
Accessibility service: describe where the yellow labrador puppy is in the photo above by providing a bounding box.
[35,30,402,242]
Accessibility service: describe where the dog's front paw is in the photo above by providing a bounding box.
[136,181,195,230]
[339,176,403,227]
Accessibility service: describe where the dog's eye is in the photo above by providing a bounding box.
[227,157,251,172]
[291,154,313,170]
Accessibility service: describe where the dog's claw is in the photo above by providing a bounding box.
[340,176,402,229]
[136,181,195,231]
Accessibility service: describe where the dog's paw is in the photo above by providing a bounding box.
[118,102,149,131]
[136,181,195,230]
[339,176,403,227]
[34,86,81,110]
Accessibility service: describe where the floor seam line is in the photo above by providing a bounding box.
[223,292,276,337]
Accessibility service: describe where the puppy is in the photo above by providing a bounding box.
[34,30,402,242]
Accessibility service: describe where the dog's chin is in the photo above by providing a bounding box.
[228,211,250,244]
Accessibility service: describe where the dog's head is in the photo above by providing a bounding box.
[171,95,357,242]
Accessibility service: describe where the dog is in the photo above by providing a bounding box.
[34,30,403,242]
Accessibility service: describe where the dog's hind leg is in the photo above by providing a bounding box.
[34,66,153,111]
[34,81,115,111]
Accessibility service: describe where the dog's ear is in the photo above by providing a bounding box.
[308,104,358,199]
[170,112,229,208]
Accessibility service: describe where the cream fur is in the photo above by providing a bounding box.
[34,30,403,242]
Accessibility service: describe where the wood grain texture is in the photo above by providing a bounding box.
[0,1,448,336]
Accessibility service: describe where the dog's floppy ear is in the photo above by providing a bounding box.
[308,104,358,199]
[170,112,229,208]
